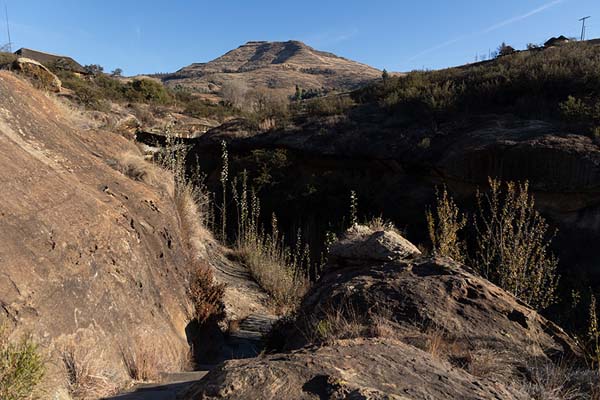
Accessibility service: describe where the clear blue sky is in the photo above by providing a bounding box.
[4,0,600,75]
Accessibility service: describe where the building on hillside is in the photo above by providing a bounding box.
[13,48,89,75]
[544,36,570,48]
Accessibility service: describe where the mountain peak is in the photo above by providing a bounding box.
[165,40,380,95]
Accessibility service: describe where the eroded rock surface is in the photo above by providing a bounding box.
[0,71,194,392]
[182,226,580,399]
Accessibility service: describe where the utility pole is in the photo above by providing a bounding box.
[579,16,591,41]
[4,3,11,52]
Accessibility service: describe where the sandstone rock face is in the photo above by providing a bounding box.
[12,57,62,92]
[0,71,193,391]
[183,226,580,399]
[184,339,526,400]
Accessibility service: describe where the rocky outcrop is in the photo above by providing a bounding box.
[183,225,582,399]
[12,57,62,92]
[185,338,526,400]
[328,224,421,266]
[0,71,195,393]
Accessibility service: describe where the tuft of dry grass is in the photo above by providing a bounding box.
[121,339,161,383]
[519,360,599,400]
[120,335,192,383]
[118,151,159,185]
[62,345,118,399]
[299,301,371,345]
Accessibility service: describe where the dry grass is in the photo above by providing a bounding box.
[366,215,402,235]
[118,151,159,185]
[519,361,599,400]
[299,302,372,345]
[120,335,191,383]
[232,183,309,310]
[62,345,119,399]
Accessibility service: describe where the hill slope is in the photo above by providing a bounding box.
[0,71,196,395]
[162,40,381,95]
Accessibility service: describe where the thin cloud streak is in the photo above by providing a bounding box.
[408,0,568,62]
[483,0,566,33]
[408,36,466,61]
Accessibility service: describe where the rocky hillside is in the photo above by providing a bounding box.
[186,41,600,333]
[162,40,381,95]
[183,225,588,399]
[0,71,201,396]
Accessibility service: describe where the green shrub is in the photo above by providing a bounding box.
[124,79,172,104]
[0,326,45,400]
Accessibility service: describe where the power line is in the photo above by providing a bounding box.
[4,2,11,52]
[579,16,591,41]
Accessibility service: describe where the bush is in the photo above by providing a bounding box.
[0,326,45,400]
[355,42,600,124]
[473,178,559,310]
[305,95,354,116]
[124,78,172,104]
[426,186,467,263]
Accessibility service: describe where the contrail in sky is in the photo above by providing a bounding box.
[408,0,568,61]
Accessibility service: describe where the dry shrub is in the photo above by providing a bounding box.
[232,174,309,310]
[157,135,225,325]
[118,151,159,185]
[366,215,401,235]
[189,262,226,325]
[426,186,467,263]
[62,345,118,399]
[474,178,559,310]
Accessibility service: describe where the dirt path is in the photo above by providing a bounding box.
[107,248,278,399]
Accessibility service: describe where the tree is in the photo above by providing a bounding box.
[382,69,390,82]
[111,68,123,77]
[497,42,516,57]
[84,64,104,75]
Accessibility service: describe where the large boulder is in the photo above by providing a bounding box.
[328,224,421,266]
[184,338,526,400]
[183,226,582,399]
[12,57,62,92]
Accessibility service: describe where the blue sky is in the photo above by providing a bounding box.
[3,0,600,75]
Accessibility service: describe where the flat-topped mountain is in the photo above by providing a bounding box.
[162,40,381,95]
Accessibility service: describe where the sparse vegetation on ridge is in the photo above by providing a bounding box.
[354,41,600,134]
